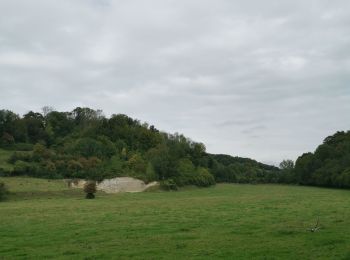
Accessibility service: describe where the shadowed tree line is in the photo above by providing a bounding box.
[290,131,350,188]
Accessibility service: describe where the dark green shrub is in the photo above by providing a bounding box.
[0,182,8,201]
[84,181,97,199]
[174,159,196,187]
[190,168,216,187]
[0,168,11,177]
[13,161,32,175]
[145,162,158,183]
[33,143,53,161]
[160,179,178,191]
[174,166,216,187]
[8,151,32,164]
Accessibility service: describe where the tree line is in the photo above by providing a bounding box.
[2,107,348,189]
[282,131,350,188]
[0,107,282,188]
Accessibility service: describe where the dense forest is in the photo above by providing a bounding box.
[292,131,350,188]
[0,107,281,188]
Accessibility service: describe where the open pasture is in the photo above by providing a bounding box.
[0,177,349,259]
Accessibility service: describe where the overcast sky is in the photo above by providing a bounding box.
[1,0,350,165]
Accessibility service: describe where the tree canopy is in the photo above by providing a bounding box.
[293,131,350,188]
[0,107,284,188]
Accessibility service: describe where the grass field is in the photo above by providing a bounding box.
[0,177,350,259]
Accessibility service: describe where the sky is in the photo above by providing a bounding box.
[1,0,350,165]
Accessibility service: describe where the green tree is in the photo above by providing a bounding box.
[175,158,196,186]
[145,162,157,182]
[23,111,47,143]
[279,160,294,170]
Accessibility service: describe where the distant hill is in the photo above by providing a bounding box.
[210,154,278,171]
[208,154,280,183]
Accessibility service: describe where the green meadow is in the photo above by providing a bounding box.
[0,177,349,259]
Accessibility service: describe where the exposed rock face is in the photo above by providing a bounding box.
[98,177,144,193]
[67,177,159,193]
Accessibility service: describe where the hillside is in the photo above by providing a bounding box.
[208,154,280,183]
[0,108,280,187]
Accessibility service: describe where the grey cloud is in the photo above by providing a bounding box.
[1,0,350,165]
[241,125,267,135]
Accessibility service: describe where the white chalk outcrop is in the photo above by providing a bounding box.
[68,177,159,193]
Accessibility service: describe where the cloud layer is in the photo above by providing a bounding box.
[1,0,350,164]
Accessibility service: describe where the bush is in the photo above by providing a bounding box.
[0,168,11,177]
[190,168,216,187]
[0,182,8,201]
[160,179,178,191]
[33,143,52,161]
[84,181,97,199]
[174,166,216,187]
[174,159,196,186]
[145,162,158,183]
[8,151,32,164]
[13,161,33,175]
